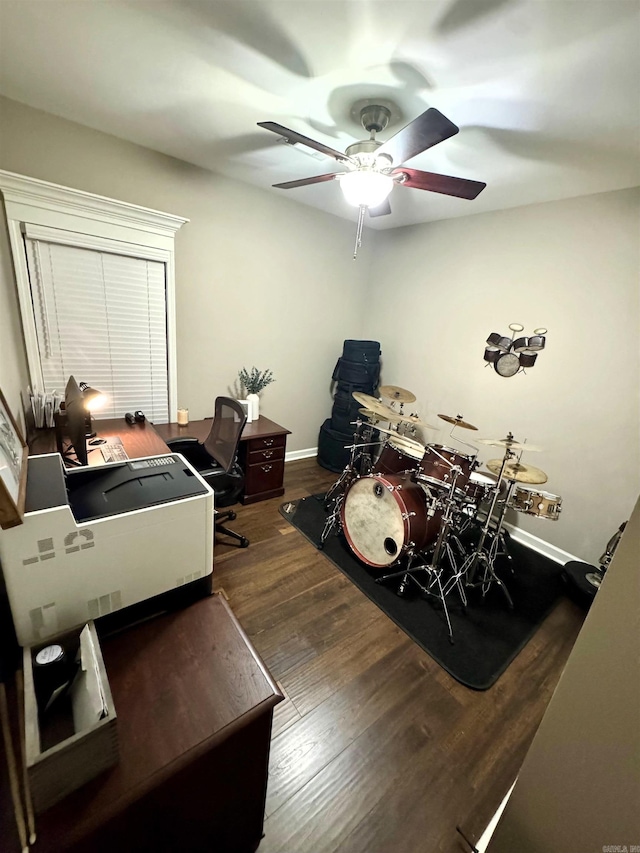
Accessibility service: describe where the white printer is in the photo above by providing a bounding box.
[0,452,214,646]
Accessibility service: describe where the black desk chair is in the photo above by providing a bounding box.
[166,397,249,548]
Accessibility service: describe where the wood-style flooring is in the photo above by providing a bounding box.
[213,458,586,853]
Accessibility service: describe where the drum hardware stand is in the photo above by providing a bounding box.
[461,451,515,608]
[320,418,380,549]
[375,469,467,643]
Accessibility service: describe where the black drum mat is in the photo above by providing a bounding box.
[280,494,566,690]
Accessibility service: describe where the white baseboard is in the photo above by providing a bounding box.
[285,447,318,462]
[475,780,517,851]
[282,453,579,565]
[503,521,580,565]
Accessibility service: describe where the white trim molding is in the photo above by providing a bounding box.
[504,521,580,565]
[285,447,318,463]
[0,170,188,420]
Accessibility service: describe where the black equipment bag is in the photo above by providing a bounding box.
[332,357,380,389]
[317,419,353,473]
[341,340,381,362]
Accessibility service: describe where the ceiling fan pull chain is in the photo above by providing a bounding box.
[353,204,366,260]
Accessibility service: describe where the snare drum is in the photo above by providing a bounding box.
[375,434,425,476]
[510,488,562,520]
[341,473,442,567]
[419,444,475,495]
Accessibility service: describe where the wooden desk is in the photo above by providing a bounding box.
[29,418,172,464]
[33,594,283,853]
[155,416,291,505]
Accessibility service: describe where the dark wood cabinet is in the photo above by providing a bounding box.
[32,594,283,853]
[237,419,290,504]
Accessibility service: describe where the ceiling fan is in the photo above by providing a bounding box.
[258,104,487,257]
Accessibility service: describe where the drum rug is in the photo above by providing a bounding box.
[280,494,566,690]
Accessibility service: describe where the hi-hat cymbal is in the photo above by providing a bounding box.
[398,413,439,430]
[359,407,404,425]
[486,459,548,485]
[352,392,397,420]
[478,437,543,452]
[438,413,478,431]
[379,385,416,404]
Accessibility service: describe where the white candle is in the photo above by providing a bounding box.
[177,408,189,426]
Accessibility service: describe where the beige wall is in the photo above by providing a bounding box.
[0,96,372,451]
[486,495,640,852]
[365,190,640,561]
[1,96,638,560]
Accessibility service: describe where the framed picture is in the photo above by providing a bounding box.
[0,388,28,529]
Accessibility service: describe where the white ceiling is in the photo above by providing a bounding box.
[0,0,639,230]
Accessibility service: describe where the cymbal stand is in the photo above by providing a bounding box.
[320,417,378,548]
[375,468,466,643]
[461,450,515,607]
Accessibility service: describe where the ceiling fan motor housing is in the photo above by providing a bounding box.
[359,104,391,134]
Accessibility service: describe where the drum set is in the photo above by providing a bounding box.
[321,385,563,642]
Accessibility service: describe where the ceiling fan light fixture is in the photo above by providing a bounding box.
[339,171,394,208]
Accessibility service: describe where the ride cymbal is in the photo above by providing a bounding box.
[477,437,543,452]
[359,407,404,425]
[352,392,398,420]
[398,413,439,430]
[379,385,417,404]
[438,413,478,431]
[485,459,548,485]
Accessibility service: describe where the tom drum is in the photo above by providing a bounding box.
[375,434,425,476]
[419,445,475,496]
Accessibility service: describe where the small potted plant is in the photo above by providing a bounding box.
[238,367,275,421]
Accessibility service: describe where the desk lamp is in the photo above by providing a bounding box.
[79,382,107,438]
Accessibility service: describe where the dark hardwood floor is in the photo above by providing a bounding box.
[213,458,586,853]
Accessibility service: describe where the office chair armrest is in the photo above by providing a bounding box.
[165,436,200,451]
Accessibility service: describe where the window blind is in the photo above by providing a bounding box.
[24,237,169,422]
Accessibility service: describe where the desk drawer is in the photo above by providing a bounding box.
[245,434,286,453]
[244,460,285,496]
[248,445,285,465]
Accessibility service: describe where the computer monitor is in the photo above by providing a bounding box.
[62,375,88,466]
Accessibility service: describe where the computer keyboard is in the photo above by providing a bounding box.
[100,442,130,463]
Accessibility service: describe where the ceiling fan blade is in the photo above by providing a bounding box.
[376,108,459,165]
[258,122,352,163]
[368,199,392,217]
[393,167,486,199]
[272,173,339,189]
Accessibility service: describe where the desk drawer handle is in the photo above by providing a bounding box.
[262,439,274,447]
[261,464,273,473]
[262,450,274,459]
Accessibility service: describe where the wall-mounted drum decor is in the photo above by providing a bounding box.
[483,324,547,377]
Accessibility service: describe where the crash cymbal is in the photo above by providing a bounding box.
[352,392,397,420]
[398,413,439,430]
[384,432,425,453]
[486,459,548,485]
[438,413,478,431]
[359,407,404,425]
[379,385,417,404]
[478,436,543,452]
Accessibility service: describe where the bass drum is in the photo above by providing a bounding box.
[341,473,442,568]
[374,434,425,476]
